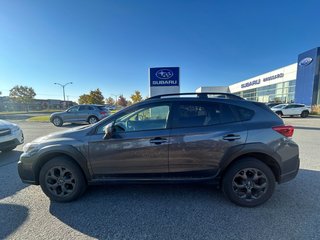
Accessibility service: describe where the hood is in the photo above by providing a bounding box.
[0,120,19,129]
[32,124,92,144]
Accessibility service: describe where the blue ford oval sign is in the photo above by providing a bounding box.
[155,69,174,79]
[299,57,313,66]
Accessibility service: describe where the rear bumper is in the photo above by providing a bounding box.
[278,155,300,184]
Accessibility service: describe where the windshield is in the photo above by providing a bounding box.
[272,104,287,109]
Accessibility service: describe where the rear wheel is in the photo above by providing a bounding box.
[39,157,87,202]
[222,158,275,207]
[301,111,309,118]
[52,117,63,127]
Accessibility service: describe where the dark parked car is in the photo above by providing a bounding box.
[18,93,299,207]
[50,104,110,126]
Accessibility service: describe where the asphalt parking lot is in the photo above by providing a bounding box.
[0,118,320,239]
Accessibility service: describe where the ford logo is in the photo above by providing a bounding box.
[299,57,313,66]
[155,69,174,79]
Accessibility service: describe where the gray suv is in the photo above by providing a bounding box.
[18,93,299,207]
[50,104,109,126]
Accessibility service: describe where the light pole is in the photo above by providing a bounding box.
[111,94,120,107]
[54,82,73,101]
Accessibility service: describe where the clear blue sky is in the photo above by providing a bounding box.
[1,0,319,102]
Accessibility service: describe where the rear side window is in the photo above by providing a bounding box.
[97,106,107,111]
[172,102,237,128]
[231,106,255,121]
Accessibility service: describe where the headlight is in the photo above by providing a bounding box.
[23,143,41,157]
[11,125,21,133]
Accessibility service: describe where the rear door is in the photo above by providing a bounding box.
[168,100,248,177]
[77,105,93,121]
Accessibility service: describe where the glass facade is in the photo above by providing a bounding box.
[234,80,296,103]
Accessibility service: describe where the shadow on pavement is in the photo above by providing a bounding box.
[294,126,320,131]
[49,169,320,239]
[0,157,28,200]
[0,204,29,239]
[0,150,23,167]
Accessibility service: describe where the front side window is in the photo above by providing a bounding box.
[114,105,170,132]
[68,106,79,112]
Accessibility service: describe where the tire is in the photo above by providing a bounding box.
[300,111,309,118]
[222,158,275,207]
[275,111,283,117]
[1,146,17,152]
[39,157,87,202]
[52,117,63,127]
[88,116,98,124]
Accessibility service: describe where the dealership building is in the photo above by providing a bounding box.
[196,47,320,106]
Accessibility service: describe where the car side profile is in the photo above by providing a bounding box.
[271,103,311,118]
[18,93,299,207]
[50,104,110,126]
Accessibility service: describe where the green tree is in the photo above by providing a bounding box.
[130,90,143,103]
[78,94,91,104]
[105,97,115,105]
[89,88,104,104]
[78,88,105,104]
[117,95,128,107]
[9,85,36,112]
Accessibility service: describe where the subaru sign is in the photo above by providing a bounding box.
[149,67,180,97]
[150,67,179,87]
[298,57,313,66]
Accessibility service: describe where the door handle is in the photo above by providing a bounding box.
[150,137,168,145]
[223,134,241,141]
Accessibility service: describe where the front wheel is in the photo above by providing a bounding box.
[39,157,87,202]
[52,117,63,127]
[222,158,275,207]
[276,111,283,117]
[301,111,309,118]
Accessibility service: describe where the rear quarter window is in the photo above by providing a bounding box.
[231,105,255,121]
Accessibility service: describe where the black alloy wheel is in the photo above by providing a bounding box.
[39,157,87,202]
[222,158,275,207]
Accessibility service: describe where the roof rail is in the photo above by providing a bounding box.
[148,92,244,100]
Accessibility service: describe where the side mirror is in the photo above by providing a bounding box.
[103,123,114,139]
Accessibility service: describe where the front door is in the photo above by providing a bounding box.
[88,104,171,178]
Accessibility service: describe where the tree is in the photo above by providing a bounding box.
[105,97,115,106]
[78,94,91,104]
[9,85,36,112]
[78,88,105,104]
[117,95,128,107]
[89,88,104,104]
[130,90,143,103]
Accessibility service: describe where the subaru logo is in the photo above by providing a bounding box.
[299,57,313,66]
[155,69,174,79]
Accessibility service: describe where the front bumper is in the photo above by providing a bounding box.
[18,153,38,185]
[0,129,24,150]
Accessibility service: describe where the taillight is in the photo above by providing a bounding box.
[100,111,107,115]
[272,125,294,138]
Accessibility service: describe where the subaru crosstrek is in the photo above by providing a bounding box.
[18,93,299,207]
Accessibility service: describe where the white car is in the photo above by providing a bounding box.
[271,103,311,118]
[0,120,24,152]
